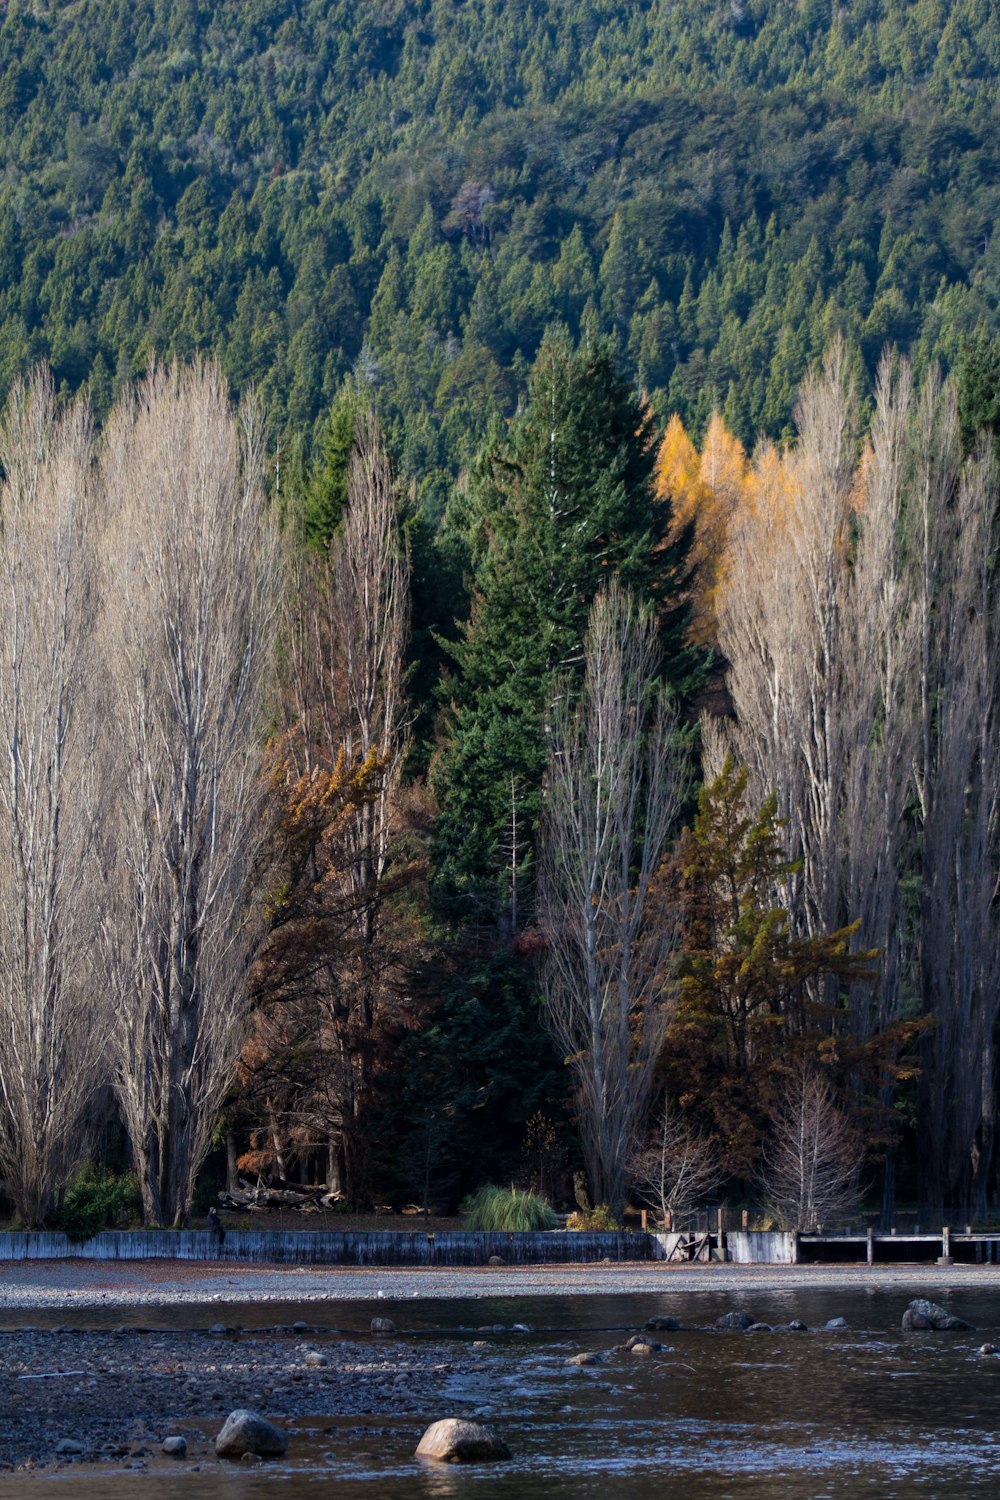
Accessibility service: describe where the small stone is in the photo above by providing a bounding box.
[511,1323,531,1333]
[240,1452,263,1467]
[488,1255,504,1266]
[788,1319,809,1331]
[979,1343,998,1356]
[746,1323,773,1333]
[568,1352,599,1366]
[162,1437,187,1457]
[207,1323,227,1337]
[54,1440,84,1457]
[629,1342,655,1357]
[370,1317,396,1335]
[215,1410,288,1460]
[824,1317,849,1331]
[292,1321,308,1333]
[645,1316,681,1331]
[415,1419,510,1464]
[303,1350,328,1368]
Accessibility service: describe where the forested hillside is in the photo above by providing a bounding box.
[2,0,999,505]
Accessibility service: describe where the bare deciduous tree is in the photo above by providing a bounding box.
[715,341,860,953]
[0,371,104,1227]
[713,351,924,1216]
[538,582,688,1215]
[912,414,1000,1217]
[762,1064,861,1230]
[99,361,280,1227]
[628,1096,720,1224]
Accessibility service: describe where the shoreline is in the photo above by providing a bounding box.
[3,1258,1000,1312]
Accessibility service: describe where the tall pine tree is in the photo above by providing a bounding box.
[433,325,693,927]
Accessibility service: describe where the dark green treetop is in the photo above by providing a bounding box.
[432,325,692,925]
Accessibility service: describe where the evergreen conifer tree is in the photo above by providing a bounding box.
[433,325,693,926]
[298,382,363,548]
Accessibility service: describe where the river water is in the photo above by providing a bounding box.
[6,1286,1000,1498]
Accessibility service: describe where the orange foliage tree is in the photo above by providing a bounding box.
[654,411,749,646]
[657,759,894,1182]
[241,743,426,1200]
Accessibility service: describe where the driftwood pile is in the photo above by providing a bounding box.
[217,1181,436,1215]
[217,1180,346,1214]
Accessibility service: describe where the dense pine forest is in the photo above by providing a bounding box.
[3,0,1000,487]
[1,0,1000,1232]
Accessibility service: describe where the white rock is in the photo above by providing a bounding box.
[415,1419,510,1464]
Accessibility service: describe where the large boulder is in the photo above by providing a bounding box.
[215,1410,288,1460]
[415,1420,510,1464]
[902,1299,972,1332]
[716,1310,754,1330]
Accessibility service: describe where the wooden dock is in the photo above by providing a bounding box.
[797,1227,1000,1265]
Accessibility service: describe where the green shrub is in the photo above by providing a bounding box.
[48,1168,142,1241]
[461,1185,558,1232]
[566,1205,620,1231]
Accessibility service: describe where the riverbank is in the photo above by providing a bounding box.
[5,1257,1000,1310]
[1,1266,997,1482]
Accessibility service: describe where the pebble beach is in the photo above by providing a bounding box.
[4,1256,1000,1309]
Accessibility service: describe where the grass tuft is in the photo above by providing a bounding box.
[461,1184,558,1232]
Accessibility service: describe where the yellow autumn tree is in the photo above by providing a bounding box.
[655,412,749,646]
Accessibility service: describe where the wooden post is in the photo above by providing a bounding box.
[741,1209,749,1230]
[640,1209,647,1232]
[665,1208,672,1232]
[938,1225,952,1265]
[866,1226,874,1265]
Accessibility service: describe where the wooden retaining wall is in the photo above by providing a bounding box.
[725,1231,798,1264]
[0,1228,658,1266]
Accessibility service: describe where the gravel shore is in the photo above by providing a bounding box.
[0,1319,464,1474]
[4,1257,1000,1309]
